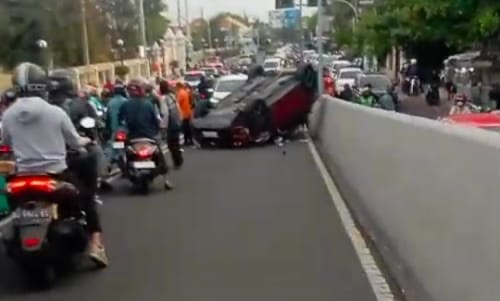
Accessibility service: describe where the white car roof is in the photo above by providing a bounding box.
[339,67,362,73]
[333,60,351,65]
[264,58,281,63]
[218,74,248,81]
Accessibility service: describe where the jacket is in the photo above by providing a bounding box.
[2,97,86,173]
[177,87,193,120]
[118,98,159,139]
[105,95,127,139]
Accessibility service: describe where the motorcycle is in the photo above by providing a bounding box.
[408,76,420,96]
[119,133,165,194]
[2,117,101,288]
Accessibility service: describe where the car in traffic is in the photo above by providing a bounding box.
[442,112,500,133]
[263,58,283,75]
[210,74,248,106]
[192,64,317,148]
[335,67,364,93]
[201,67,219,78]
[355,73,392,98]
[183,71,205,87]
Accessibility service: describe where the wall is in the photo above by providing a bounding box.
[309,96,500,301]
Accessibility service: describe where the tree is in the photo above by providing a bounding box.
[353,0,500,67]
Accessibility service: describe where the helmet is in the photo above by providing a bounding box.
[2,88,17,106]
[126,77,148,98]
[49,70,76,96]
[455,93,467,103]
[11,62,48,98]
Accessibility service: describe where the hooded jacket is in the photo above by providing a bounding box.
[2,97,86,173]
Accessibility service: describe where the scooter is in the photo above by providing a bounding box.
[118,133,166,194]
[2,117,102,288]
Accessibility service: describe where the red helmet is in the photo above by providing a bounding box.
[126,77,148,98]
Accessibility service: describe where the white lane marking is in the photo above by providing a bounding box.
[307,136,395,300]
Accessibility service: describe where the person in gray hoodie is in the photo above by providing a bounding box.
[2,62,108,267]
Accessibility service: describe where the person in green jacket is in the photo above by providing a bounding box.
[104,83,128,165]
[378,85,396,111]
[357,85,376,107]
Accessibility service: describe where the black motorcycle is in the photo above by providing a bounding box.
[1,117,102,288]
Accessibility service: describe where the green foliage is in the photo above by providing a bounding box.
[353,0,500,57]
[115,65,130,77]
[0,0,170,70]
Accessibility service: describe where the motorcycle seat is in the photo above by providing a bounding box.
[10,171,58,178]
[129,138,156,144]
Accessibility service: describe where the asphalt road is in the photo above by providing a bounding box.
[399,90,451,119]
[0,142,377,301]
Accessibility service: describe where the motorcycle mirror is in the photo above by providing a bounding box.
[80,117,96,129]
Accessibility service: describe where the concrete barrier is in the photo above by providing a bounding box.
[310,95,500,301]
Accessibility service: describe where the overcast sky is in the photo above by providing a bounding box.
[165,0,315,23]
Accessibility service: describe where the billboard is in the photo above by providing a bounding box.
[269,8,300,29]
[269,10,284,29]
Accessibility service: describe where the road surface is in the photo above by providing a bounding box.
[0,142,378,301]
[399,90,451,119]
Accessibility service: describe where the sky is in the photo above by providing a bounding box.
[165,0,316,23]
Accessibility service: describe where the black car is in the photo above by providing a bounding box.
[192,65,317,148]
[355,73,392,97]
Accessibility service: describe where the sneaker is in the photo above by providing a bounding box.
[164,179,174,190]
[89,244,109,268]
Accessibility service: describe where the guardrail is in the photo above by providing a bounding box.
[309,95,500,301]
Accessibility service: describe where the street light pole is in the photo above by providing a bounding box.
[80,0,90,65]
[137,0,150,76]
[317,0,324,95]
[299,0,304,61]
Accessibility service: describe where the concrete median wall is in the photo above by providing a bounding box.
[309,96,500,301]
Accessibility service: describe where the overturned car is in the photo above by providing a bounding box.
[192,64,317,147]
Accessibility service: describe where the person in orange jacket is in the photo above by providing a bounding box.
[176,82,194,145]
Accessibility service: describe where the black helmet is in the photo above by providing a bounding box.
[49,69,76,97]
[1,88,17,106]
[11,62,48,98]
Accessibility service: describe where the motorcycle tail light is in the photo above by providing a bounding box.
[8,176,56,194]
[23,237,41,248]
[115,130,127,141]
[136,146,154,158]
[0,145,11,153]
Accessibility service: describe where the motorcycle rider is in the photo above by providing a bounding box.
[449,93,472,116]
[118,77,173,189]
[104,82,128,165]
[2,62,108,267]
[49,71,107,180]
[405,58,420,94]
[357,84,377,107]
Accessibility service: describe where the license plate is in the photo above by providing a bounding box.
[13,208,51,220]
[202,131,218,138]
[132,161,156,169]
[113,141,125,149]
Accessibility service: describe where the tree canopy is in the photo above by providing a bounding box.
[0,0,170,69]
[353,0,500,65]
[190,13,249,50]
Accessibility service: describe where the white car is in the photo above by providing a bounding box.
[210,74,248,105]
[336,67,364,92]
[263,58,282,73]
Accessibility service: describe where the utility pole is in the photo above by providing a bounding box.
[185,0,191,39]
[138,0,150,75]
[80,0,90,65]
[298,0,304,61]
[177,0,182,27]
[202,8,213,49]
[317,0,324,95]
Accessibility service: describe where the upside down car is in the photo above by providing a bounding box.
[192,64,317,147]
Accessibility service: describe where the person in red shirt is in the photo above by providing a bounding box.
[322,67,336,96]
